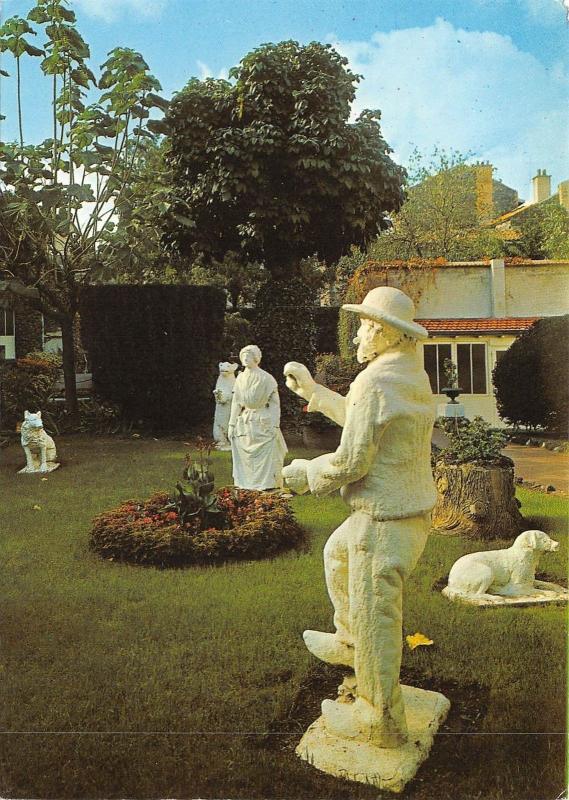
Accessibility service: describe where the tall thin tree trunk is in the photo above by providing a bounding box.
[61,313,79,418]
[17,55,23,147]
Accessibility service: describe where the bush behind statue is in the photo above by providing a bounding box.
[493,315,569,433]
[0,352,61,430]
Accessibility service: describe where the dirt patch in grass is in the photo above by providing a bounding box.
[254,663,564,800]
[253,662,496,797]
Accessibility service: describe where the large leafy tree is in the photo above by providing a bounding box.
[506,202,569,260]
[0,0,167,416]
[371,149,506,261]
[164,40,406,279]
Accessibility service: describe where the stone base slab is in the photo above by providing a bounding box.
[442,580,568,607]
[18,463,60,474]
[296,685,450,793]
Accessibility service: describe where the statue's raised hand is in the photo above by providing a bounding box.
[284,362,316,401]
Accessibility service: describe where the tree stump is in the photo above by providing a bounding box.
[432,459,524,540]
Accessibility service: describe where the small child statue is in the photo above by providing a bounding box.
[213,362,238,451]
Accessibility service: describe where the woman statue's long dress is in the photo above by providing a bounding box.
[228,345,287,490]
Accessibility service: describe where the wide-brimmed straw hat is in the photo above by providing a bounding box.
[342,286,428,340]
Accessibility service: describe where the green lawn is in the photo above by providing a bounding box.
[1,436,567,800]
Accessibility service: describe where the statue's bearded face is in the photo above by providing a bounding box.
[354,318,397,363]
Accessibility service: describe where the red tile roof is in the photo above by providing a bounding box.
[417,317,540,334]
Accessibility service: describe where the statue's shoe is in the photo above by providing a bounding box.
[321,697,408,749]
[303,630,354,667]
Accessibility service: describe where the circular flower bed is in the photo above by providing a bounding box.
[90,488,306,567]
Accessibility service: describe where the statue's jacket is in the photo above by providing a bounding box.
[306,347,436,521]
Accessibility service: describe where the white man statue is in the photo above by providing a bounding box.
[213,361,238,451]
[228,344,287,490]
[283,287,450,792]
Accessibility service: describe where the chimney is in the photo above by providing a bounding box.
[558,180,569,210]
[531,169,551,204]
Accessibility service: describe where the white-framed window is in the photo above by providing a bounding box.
[423,343,451,394]
[423,341,488,395]
[0,307,15,337]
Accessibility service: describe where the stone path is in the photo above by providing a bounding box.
[503,444,569,494]
[432,429,569,494]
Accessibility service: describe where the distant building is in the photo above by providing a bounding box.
[414,258,569,426]
[489,169,569,239]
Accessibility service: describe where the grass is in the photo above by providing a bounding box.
[0,435,567,800]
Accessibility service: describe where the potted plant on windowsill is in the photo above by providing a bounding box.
[432,416,524,540]
[441,358,463,403]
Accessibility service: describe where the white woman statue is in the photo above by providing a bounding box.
[228,344,287,490]
[213,361,238,451]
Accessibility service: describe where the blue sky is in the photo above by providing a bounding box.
[1,0,568,199]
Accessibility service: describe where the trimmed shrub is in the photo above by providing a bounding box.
[0,351,61,430]
[221,312,252,362]
[252,278,317,417]
[90,488,306,567]
[80,285,226,429]
[314,307,340,354]
[13,301,43,358]
[493,315,569,432]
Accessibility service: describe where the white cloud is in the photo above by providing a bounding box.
[196,60,229,81]
[522,0,567,24]
[71,0,168,23]
[330,18,569,197]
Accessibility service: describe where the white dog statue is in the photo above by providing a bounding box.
[213,362,238,451]
[443,529,567,605]
[19,410,60,474]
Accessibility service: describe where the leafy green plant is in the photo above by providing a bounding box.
[166,442,224,529]
[0,350,61,429]
[438,416,508,465]
[442,358,459,389]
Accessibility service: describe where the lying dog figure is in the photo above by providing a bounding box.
[19,410,59,474]
[443,530,560,603]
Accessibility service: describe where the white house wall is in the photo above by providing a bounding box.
[505,263,569,316]
[414,266,492,318]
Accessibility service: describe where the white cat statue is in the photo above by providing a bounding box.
[19,410,60,474]
[213,362,238,450]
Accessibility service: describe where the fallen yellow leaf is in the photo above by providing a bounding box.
[406,632,434,651]
[32,504,42,511]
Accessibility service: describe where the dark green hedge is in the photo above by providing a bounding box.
[315,306,340,354]
[14,300,43,358]
[252,278,317,417]
[80,285,226,429]
[493,315,569,432]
